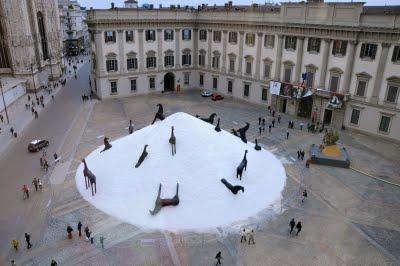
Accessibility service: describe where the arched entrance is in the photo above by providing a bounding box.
[164,72,175,92]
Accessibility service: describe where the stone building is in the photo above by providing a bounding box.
[0,0,62,90]
[87,1,400,142]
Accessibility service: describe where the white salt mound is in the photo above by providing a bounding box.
[76,112,286,232]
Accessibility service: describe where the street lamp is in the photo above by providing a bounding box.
[30,64,38,98]
[0,78,10,124]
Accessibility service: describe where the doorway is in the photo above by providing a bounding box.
[281,99,287,113]
[298,96,313,118]
[323,109,332,125]
[164,72,175,92]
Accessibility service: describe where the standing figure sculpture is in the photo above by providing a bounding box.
[149,183,180,215]
[135,145,148,168]
[169,126,176,156]
[236,150,248,180]
[196,113,217,124]
[221,178,244,194]
[100,137,112,153]
[214,118,221,132]
[151,104,165,124]
[82,159,97,196]
[128,120,134,134]
[231,122,250,143]
[254,139,261,151]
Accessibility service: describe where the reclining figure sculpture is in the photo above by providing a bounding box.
[254,139,261,151]
[231,122,250,143]
[151,104,165,124]
[135,144,148,168]
[196,113,217,125]
[214,118,221,132]
[221,178,244,194]
[149,183,180,215]
[100,137,112,153]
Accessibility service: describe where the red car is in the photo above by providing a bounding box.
[212,93,224,101]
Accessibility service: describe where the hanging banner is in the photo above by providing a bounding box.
[327,94,343,109]
[280,83,293,97]
[269,81,281,95]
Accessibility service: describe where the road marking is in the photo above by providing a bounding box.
[232,121,238,125]
[96,135,104,139]
[46,199,51,208]
[269,148,278,152]
[163,232,181,266]
[289,156,296,161]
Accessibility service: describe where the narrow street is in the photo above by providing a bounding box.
[0,60,91,260]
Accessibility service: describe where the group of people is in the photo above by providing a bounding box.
[297,149,306,160]
[289,218,303,236]
[66,221,105,248]
[240,228,256,245]
[21,177,43,199]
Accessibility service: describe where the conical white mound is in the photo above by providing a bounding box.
[76,112,286,231]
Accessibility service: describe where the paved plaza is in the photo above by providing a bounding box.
[3,89,400,265]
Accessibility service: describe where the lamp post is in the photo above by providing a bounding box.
[30,64,38,98]
[0,79,10,124]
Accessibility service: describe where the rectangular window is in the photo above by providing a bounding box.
[245,33,255,46]
[228,80,233,93]
[245,61,252,75]
[104,31,116,43]
[199,54,205,67]
[164,55,174,67]
[106,59,118,72]
[284,36,297,50]
[392,46,400,62]
[307,38,321,53]
[184,72,190,85]
[182,29,191,41]
[212,56,219,68]
[199,30,207,41]
[130,79,137,92]
[145,30,156,41]
[127,58,138,70]
[332,40,347,56]
[149,77,155,89]
[386,85,399,103]
[244,84,250,97]
[126,31,134,42]
[261,87,268,101]
[146,56,156,68]
[228,32,237,44]
[379,115,391,133]
[264,35,275,48]
[360,43,378,59]
[306,72,314,88]
[199,74,204,86]
[356,80,366,97]
[213,77,218,90]
[264,64,271,79]
[329,76,339,92]
[229,59,235,72]
[164,29,174,41]
[182,54,191,66]
[110,81,117,94]
[284,68,292,83]
[350,109,360,125]
[213,31,221,43]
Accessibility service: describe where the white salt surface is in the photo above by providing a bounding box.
[76,112,286,232]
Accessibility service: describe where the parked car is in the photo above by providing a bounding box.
[201,90,213,97]
[28,139,49,152]
[212,93,224,101]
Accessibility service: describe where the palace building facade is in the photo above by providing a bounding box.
[87,1,400,142]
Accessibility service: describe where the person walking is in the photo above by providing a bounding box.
[286,130,290,140]
[32,178,38,191]
[288,121,291,129]
[296,221,302,236]
[67,225,73,239]
[258,117,261,125]
[22,185,29,199]
[277,115,281,123]
[289,218,296,234]
[215,251,222,265]
[259,126,262,135]
[297,150,301,160]
[272,119,275,128]
[268,124,272,133]
[11,239,18,251]
[84,226,91,241]
[306,159,310,168]
[10,259,16,266]
[77,221,82,237]
[100,236,105,249]
[25,233,32,249]
[10,127,14,136]
[272,110,275,117]
[262,118,266,132]
[300,122,304,131]
[51,259,58,266]
[300,150,305,161]
[240,228,247,243]
[302,190,308,203]
[0,114,3,122]
[34,111,38,119]
[248,229,255,245]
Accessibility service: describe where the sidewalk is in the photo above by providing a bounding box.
[0,56,88,156]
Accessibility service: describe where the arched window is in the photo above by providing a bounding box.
[0,21,11,68]
[37,12,49,60]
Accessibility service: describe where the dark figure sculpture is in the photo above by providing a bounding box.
[82,159,96,196]
[151,104,165,124]
[100,137,112,153]
[254,139,261,151]
[232,122,250,143]
[169,126,176,156]
[214,118,221,132]
[149,183,180,215]
[128,120,134,134]
[135,145,148,168]
[221,178,244,194]
[197,113,217,124]
[236,150,248,180]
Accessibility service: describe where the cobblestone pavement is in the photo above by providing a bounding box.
[7,90,400,265]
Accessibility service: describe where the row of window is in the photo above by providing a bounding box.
[105,29,193,43]
[355,79,399,103]
[350,109,393,134]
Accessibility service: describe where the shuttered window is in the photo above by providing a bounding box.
[360,43,378,59]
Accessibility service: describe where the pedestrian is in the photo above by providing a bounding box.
[25,233,32,249]
[34,111,38,119]
[302,189,308,203]
[289,218,296,234]
[32,100,35,107]
[300,122,304,131]
[32,178,38,191]
[296,221,302,236]
[22,185,29,199]
[53,153,58,161]
[11,239,18,251]
[268,124,272,133]
[31,107,34,115]
[286,130,289,139]
[43,159,49,171]
[288,121,291,129]
[215,251,222,265]
[0,114,3,122]
[67,225,73,239]
[25,103,28,110]
[300,150,305,161]
[51,259,58,266]
[84,226,90,240]
[100,236,105,249]
[259,126,262,135]
[13,132,17,138]
[272,110,275,117]
[41,102,44,108]
[28,95,31,101]
[258,117,261,125]
[10,127,14,136]
[272,119,275,128]
[10,259,16,266]
[240,228,247,243]
[77,221,82,237]
[38,179,43,190]
[297,150,300,159]
[262,118,265,132]
[248,229,255,245]
[267,106,270,111]
[40,157,44,168]
[278,115,281,123]
[36,98,39,105]
[306,159,310,168]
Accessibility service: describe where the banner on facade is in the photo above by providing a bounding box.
[280,83,293,97]
[269,81,281,95]
[327,94,343,109]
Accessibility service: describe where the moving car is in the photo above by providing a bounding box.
[28,139,49,152]
[212,93,224,101]
[201,90,213,97]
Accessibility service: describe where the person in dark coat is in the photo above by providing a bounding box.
[77,221,82,237]
[300,150,305,160]
[51,259,58,266]
[215,251,222,265]
[289,218,296,234]
[286,130,290,140]
[302,190,308,203]
[25,233,32,249]
[258,117,261,125]
[10,127,14,136]
[272,119,275,128]
[262,118,265,132]
[32,178,38,191]
[297,150,301,159]
[296,221,302,236]
[67,225,73,239]
[278,115,281,123]
[306,159,310,168]
[272,110,275,117]
[268,124,272,133]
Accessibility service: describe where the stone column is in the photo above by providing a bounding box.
[370,43,390,104]
[318,39,331,89]
[157,29,163,71]
[221,30,228,73]
[255,32,263,80]
[237,31,245,76]
[342,41,356,94]
[117,30,125,73]
[175,28,181,68]
[274,34,283,80]
[294,37,305,83]
[94,30,105,76]
[207,29,212,70]
[193,29,199,68]
[138,29,144,72]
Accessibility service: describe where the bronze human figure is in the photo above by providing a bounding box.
[236,150,248,180]
[135,145,149,168]
[169,126,176,155]
[221,178,244,194]
[100,137,112,153]
[149,183,180,215]
[254,139,261,151]
[151,104,165,124]
[214,118,221,132]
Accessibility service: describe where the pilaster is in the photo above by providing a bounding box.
[175,28,181,68]
[193,29,199,68]
[255,32,263,80]
[138,29,144,71]
[294,37,304,83]
[222,30,228,73]
[237,31,244,76]
[157,29,163,71]
[94,30,105,76]
[318,39,331,89]
[342,41,356,94]
[117,30,125,73]
[274,34,283,80]
[207,29,212,70]
[370,43,390,104]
